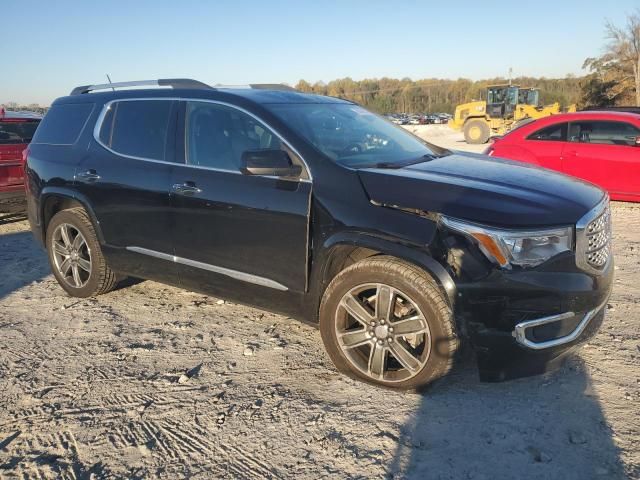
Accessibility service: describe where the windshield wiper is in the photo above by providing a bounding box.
[373,153,444,169]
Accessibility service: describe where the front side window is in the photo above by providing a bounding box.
[99,100,173,161]
[0,120,40,145]
[267,103,447,169]
[186,101,283,171]
[569,121,640,146]
[527,123,568,141]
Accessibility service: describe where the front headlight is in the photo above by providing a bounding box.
[440,216,573,268]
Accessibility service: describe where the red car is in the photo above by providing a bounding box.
[0,107,41,212]
[486,111,640,202]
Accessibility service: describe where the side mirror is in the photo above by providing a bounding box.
[241,149,302,178]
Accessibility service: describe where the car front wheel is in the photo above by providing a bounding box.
[319,256,458,390]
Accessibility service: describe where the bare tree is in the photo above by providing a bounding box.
[588,11,640,106]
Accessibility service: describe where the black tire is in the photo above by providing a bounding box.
[463,119,491,144]
[319,256,458,390]
[46,208,119,298]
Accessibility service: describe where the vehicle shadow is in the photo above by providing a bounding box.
[389,349,627,479]
[0,230,49,301]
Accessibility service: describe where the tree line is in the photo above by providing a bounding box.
[295,76,584,114]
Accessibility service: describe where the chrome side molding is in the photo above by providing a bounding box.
[126,246,288,291]
[512,298,608,350]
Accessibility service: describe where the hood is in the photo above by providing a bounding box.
[358,153,605,228]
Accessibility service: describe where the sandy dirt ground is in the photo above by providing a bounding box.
[0,129,638,479]
[402,124,486,154]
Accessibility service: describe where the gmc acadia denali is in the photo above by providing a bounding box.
[25,79,613,389]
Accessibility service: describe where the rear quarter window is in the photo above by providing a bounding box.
[31,103,94,145]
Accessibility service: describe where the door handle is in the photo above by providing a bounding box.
[75,169,101,182]
[172,182,202,196]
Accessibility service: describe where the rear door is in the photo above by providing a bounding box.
[562,120,640,197]
[76,99,180,282]
[170,100,311,297]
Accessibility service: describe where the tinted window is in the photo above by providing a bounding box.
[32,103,93,145]
[569,121,640,146]
[0,120,40,144]
[527,123,567,141]
[102,100,173,161]
[186,101,282,171]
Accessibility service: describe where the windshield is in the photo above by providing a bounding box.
[267,103,448,168]
[0,120,40,145]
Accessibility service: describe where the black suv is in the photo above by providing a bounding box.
[26,79,613,389]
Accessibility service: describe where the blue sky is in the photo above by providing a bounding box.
[3,0,638,105]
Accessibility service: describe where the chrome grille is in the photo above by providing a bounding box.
[576,199,612,274]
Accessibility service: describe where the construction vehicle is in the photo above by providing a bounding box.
[448,85,572,144]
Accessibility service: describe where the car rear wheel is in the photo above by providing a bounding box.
[46,208,119,298]
[464,119,491,144]
[319,256,458,390]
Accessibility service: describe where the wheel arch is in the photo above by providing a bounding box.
[313,231,457,320]
[39,187,104,244]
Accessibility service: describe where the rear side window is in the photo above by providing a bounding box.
[527,123,568,141]
[0,120,40,144]
[568,121,640,146]
[31,103,94,145]
[98,100,173,161]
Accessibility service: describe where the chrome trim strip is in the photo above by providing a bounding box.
[86,80,161,91]
[126,246,288,291]
[92,97,312,182]
[512,298,608,350]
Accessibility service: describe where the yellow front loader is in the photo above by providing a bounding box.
[448,85,570,144]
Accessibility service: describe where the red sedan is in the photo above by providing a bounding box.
[485,111,640,202]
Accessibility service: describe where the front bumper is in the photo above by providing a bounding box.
[456,253,614,382]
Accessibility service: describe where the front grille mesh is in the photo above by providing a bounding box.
[584,205,611,269]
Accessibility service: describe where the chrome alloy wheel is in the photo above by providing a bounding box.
[335,283,431,383]
[51,223,92,288]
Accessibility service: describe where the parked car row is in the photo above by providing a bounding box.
[386,113,452,125]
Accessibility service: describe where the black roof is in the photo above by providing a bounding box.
[59,79,350,106]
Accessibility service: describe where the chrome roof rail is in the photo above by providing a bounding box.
[69,78,212,95]
[212,84,298,92]
[249,84,297,91]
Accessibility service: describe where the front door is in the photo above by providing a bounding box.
[76,99,180,282]
[523,121,568,171]
[170,100,311,298]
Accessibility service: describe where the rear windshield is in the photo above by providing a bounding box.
[0,120,40,145]
[32,103,94,145]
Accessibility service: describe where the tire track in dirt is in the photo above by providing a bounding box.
[100,418,278,478]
